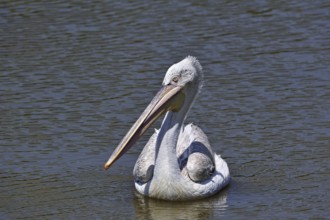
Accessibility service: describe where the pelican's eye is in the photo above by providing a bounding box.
[172,76,179,84]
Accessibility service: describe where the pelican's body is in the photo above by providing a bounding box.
[105,56,230,201]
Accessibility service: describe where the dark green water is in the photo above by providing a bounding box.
[1,1,329,219]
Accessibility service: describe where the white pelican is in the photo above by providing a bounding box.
[104,56,230,201]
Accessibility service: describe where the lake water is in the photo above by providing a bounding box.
[1,0,329,219]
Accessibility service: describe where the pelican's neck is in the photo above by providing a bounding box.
[153,111,183,180]
[153,90,197,181]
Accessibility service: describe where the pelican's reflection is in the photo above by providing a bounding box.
[133,186,229,219]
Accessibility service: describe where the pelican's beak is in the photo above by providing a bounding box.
[104,84,185,170]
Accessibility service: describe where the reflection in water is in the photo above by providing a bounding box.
[134,187,229,220]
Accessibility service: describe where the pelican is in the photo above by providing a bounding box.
[104,56,230,201]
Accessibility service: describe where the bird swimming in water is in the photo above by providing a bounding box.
[104,56,230,201]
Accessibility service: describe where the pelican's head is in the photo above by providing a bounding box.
[104,56,203,170]
[163,56,203,96]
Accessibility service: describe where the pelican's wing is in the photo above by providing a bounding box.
[133,130,158,184]
[177,123,216,182]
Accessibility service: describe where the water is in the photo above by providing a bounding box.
[1,0,329,219]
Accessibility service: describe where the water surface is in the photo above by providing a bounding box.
[1,0,329,219]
